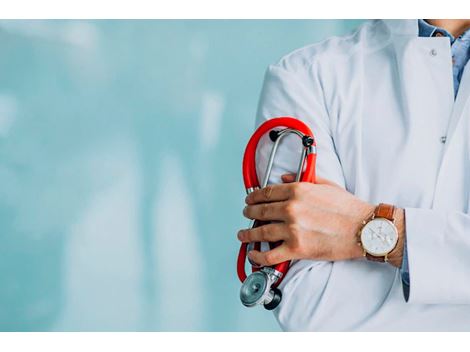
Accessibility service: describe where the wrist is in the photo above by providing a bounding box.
[387,208,406,268]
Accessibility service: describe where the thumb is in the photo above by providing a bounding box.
[281,173,297,183]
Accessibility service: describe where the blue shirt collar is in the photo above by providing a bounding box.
[418,19,455,41]
[418,20,470,98]
[418,19,470,43]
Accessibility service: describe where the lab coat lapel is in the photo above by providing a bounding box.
[432,65,470,211]
[389,31,454,151]
[387,22,458,210]
[445,64,470,146]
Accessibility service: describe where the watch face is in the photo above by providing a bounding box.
[360,218,398,256]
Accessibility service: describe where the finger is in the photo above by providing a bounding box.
[247,245,289,267]
[237,223,288,243]
[315,176,342,188]
[245,184,293,205]
[243,201,289,221]
[281,173,297,183]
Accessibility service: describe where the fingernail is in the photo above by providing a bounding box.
[237,230,244,241]
[245,195,249,204]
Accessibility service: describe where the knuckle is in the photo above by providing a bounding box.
[289,184,302,198]
[284,201,298,220]
[260,203,269,219]
[290,182,307,198]
[287,225,303,251]
[262,185,273,201]
[259,226,269,241]
[264,252,277,266]
[287,223,301,241]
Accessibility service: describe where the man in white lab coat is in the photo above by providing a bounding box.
[237,19,470,331]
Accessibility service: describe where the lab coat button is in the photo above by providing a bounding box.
[430,49,438,56]
[441,136,447,144]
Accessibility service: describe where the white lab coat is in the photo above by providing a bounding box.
[255,19,470,331]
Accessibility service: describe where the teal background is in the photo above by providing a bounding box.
[0,19,363,331]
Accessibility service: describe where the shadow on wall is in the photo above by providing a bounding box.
[0,19,363,331]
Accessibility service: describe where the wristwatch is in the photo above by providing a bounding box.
[358,203,399,262]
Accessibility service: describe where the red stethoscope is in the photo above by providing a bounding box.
[238,117,317,310]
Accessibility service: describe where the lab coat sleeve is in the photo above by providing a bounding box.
[405,208,470,304]
[255,62,346,187]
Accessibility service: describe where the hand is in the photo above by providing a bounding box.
[237,174,375,266]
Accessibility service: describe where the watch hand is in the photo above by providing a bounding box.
[373,231,387,243]
[369,228,386,243]
[368,230,378,240]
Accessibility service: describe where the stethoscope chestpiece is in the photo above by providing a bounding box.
[239,267,283,310]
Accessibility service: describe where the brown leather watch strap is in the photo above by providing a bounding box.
[375,203,395,221]
[365,203,396,262]
[365,253,385,262]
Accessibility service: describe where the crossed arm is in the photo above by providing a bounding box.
[237,173,406,269]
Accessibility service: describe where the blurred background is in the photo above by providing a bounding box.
[0,19,363,331]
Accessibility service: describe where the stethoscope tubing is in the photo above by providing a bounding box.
[238,117,317,287]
